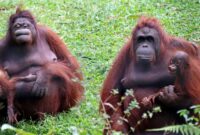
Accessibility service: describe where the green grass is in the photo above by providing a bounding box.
[0,0,199,134]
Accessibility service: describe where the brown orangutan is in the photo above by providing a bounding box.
[168,51,200,104]
[0,68,16,124]
[0,8,83,122]
[100,16,198,134]
[0,69,37,123]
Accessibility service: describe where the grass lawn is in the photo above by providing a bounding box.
[0,0,199,134]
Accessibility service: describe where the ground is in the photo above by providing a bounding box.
[0,0,199,134]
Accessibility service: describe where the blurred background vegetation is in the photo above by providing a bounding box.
[0,0,199,134]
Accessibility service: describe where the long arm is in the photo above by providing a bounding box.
[38,25,82,79]
[122,70,175,88]
[14,74,37,99]
[170,37,199,57]
[145,85,193,109]
[100,42,130,132]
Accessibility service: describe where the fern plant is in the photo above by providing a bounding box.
[147,105,200,135]
[148,124,200,135]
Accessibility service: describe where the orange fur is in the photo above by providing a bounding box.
[100,16,198,134]
[0,9,84,122]
[174,56,200,104]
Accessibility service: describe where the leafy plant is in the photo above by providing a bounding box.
[147,105,200,135]
[1,124,35,135]
[147,124,200,135]
[0,0,199,134]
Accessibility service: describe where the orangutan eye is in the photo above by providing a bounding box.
[23,23,29,28]
[137,36,145,43]
[147,36,154,42]
[14,24,21,28]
